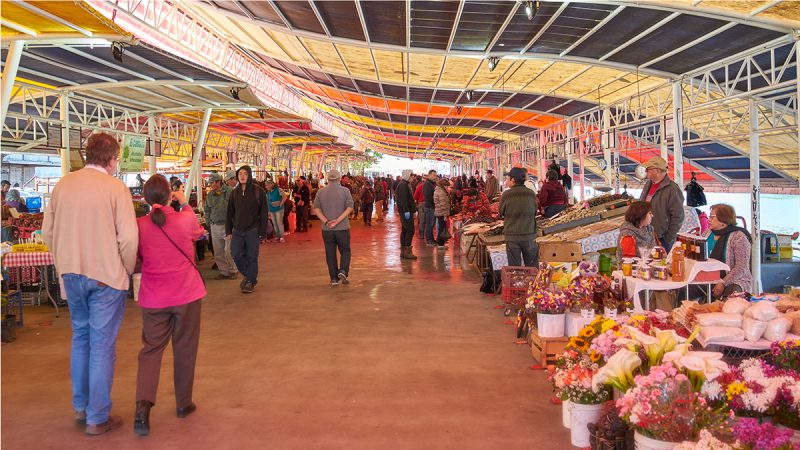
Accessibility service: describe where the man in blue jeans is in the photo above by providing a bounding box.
[42,132,139,435]
[423,170,437,246]
[226,165,268,293]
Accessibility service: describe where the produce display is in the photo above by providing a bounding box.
[540,208,599,228]
[584,193,629,208]
[5,213,44,230]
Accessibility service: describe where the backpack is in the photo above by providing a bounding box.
[363,187,374,204]
[684,176,707,207]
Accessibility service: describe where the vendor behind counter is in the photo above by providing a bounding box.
[538,170,568,218]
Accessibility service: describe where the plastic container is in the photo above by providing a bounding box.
[634,431,679,450]
[672,248,686,282]
[536,313,566,338]
[570,402,605,447]
[562,400,571,428]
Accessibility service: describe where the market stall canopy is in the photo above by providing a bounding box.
[180,0,797,164]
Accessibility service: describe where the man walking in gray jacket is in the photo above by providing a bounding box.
[205,172,238,279]
[638,156,685,251]
[313,170,355,286]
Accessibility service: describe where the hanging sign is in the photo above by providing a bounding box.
[120,135,146,173]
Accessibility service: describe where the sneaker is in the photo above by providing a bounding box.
[75,411,86,426]
[338,271,349,285]
[426,241,436,247]
[437,245,448,250]
[215,273,237,280]
[330,280,340,287]
[278,238,285,243]
[241,282,254,293]
[85,415,123,436]
[240,278,247,290]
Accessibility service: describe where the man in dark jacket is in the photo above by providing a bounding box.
[226,165,268,293]
[423,170,437,246]
[293,176,311,232]
[395,170,418,260]
[485,169,499,200]
[638,156,685,251]
[499,167,538,267]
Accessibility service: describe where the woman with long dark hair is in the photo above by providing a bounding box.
[134,174,206,436]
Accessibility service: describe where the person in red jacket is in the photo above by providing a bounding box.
[538,170,568,218]
[413,177,426,239]
[461,178,490,216]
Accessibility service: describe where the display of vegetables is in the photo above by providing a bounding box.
[585,193,629,208]
[7,213,44,230]
[540,208,599,227]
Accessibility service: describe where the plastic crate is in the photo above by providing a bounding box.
[501,266,538,307]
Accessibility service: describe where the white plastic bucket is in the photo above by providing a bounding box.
[603,307,618,319]
[570,402,605,447]
[537,313,565,337]
[562,400,571,428]
[634,431,679,450]
[580,309,595,319]
[132,273,142,302]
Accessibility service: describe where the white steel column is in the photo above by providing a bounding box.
[148,116,157,176]
[0,40,24,124]
[185,108,212,199]
[749,98,762,293]
[59,92,71,176]
[672,81,685,184]
[298,142,307,177]
[796,38,800,189]
[265,131,274,173]
[602,107,612,185]
[660,117,669,162]
[579,139,586,202]
[566,121,574,200]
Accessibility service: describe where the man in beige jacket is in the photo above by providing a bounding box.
[42,132,138,436]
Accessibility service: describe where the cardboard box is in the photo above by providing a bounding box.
[539,241,583,263]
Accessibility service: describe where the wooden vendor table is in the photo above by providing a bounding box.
[475,233,505,272]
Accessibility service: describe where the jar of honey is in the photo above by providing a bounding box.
[672,248,686,282]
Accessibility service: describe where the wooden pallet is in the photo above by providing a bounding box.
[530,328,569,365]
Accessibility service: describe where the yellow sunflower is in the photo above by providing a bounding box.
[590,351,602,363]
[579,327,597,339]
[601,319,616,333]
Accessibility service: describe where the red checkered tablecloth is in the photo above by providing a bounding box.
[2,251,55,268]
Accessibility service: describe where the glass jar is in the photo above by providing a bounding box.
[638,264,652,281]
[621,258,634,277]
[652,264,668,281]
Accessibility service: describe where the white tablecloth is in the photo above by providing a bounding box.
[617,258,730,311]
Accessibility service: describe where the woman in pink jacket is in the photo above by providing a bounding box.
[134,175,206,436]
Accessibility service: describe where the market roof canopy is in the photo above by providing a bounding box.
[182,0,797,161]
[0,0,128,39]
[2,40,335,155]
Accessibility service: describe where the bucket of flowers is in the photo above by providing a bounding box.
[563,355,611,447]
[528,289,568,338]
[616,362,733,450]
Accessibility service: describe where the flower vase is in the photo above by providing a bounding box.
[570,402,605,447]
[561,400,571,428]
[580,309,595,320]
[603,307,617,319]
[536,313,565,338]
[634,431,679,450]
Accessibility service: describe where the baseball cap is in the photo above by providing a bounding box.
[327,169,341,180]
[225,170,236,180]
[643,156,668,171]
[208,173,222,183]
[504,167,527,182]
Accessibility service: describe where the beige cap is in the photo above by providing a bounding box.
[643,156,668,171]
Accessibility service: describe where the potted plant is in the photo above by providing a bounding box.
[547,350,581,429]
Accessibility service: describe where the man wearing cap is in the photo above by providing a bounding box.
[639,156,685,251]
[485,169,499,201]
[312,170,354,286]
[395,169,418,260]
[499,167,539,267]
[205,172,238,279]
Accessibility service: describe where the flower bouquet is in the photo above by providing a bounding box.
[770,340,800,372]
[616,363,732,444]
[528,290,568,337]
[568,315,618,355]
[733,417,800,450]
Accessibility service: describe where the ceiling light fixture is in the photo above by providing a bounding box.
[524,1,539,21]
[487,56,500,72]
[111,41,125,63]
[258,109,266,119]
[230,87,241,101]
[464,90,474,102]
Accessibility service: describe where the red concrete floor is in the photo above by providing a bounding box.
[1,203,570,449]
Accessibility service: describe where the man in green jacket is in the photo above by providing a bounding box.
[205,172,238,279]
[499,167,538,267]
[638,156,685,251]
